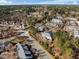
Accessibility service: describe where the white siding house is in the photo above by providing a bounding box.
[74,30,79,38]
[41,32,52,43]
[51,19,62,24]
[64,17,79,38]
[37,26,45,31]
[66,26,79,38]
[45,18,63,29]
[65,17,77,21]
[51,19,63,27]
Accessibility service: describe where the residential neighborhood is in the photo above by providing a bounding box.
[0,5,79,59]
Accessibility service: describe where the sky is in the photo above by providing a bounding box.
[0,0,79,5]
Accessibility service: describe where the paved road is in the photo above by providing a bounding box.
[0,37,16,43]
[31,39,54,59]
[20,30,54,59]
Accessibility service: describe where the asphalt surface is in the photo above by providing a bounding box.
[20,30,54,59]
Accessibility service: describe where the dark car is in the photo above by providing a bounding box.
[21,45,29,51]
[0,43,4,54]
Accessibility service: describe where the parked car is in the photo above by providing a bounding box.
[21,45,29,51]
[22,45,33,59]
[27,37,33,42]
[0,43,4,54]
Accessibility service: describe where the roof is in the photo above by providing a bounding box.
[51,19,62,23]
[41,32,52,40]
[35,23,43,28]
[56,16,63,19]
[18,30,29,36]
[16,43,26,59]
[66,20,77,26]
[65,17,77,21]
[37,25,45,31]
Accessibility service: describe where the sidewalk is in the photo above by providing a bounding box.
[32,39,54,59]
[27,34,54,59]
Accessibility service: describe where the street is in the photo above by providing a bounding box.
[20,30,54,59]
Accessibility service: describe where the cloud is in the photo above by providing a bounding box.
[39,0,79,5]
[39,1,64,4]
[0,0,12,5]
[21,0,78,5]
[21,0,61,5]
[0,0,79,5]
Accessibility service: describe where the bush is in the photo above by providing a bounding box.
[42,42,48,49]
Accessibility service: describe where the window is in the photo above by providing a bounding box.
[78,30,79,35]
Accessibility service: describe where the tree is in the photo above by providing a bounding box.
[26,17,37,37]
[53,31,74,59]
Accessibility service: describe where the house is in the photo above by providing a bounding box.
[66,20,77,26]
[76,21,79,26]
[51,19,62,24]
[17,30,29,37]
[51,19,63,27]
[63,17,79,38]
[41,32,53,43]
[73,27,79,38]
[0,43,4,53]
[35,23,45,32]
[65,26,79,38]
[45,18,63,29]
[45,22,55,29]
[65,17,77,26]
[56,16,63,19]
[35,23,43,28]
[16,43,27,59]
[65,17,77,21]
[74,30,79,38]
[37,26,44,32]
